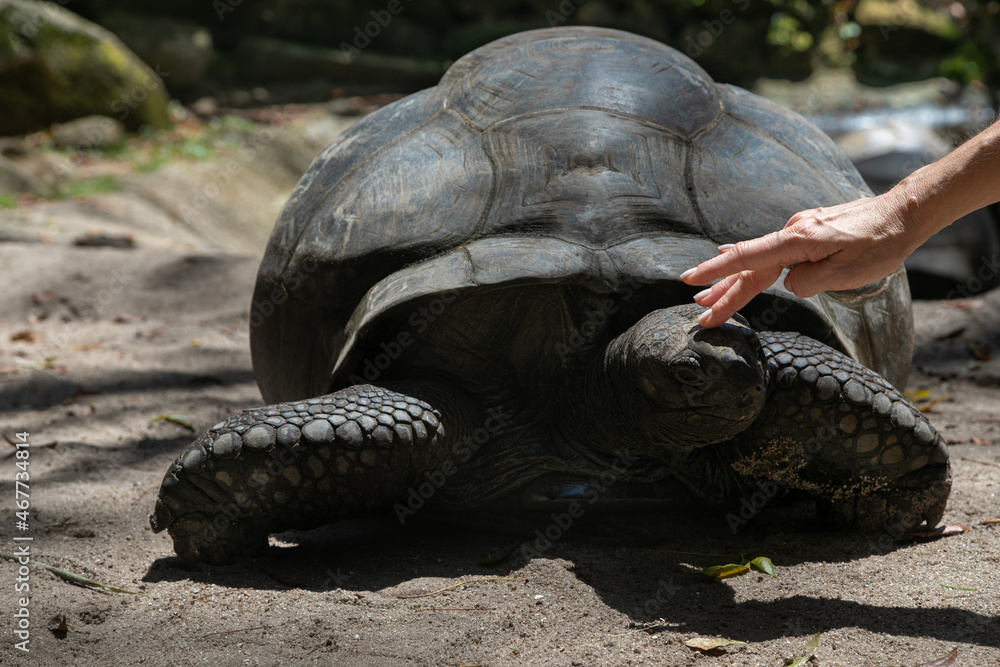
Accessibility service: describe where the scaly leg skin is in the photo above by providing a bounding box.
[150,383,475,564]
[726,332,951,532]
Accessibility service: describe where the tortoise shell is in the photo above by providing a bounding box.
[250,27,912,404]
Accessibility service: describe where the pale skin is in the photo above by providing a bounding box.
[682,119,1000,328]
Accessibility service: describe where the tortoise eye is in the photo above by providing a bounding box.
[672,357,702,385]
[674,368,701,385]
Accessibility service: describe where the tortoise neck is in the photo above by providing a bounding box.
[558,334,666,468]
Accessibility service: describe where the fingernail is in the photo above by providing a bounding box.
[680,268,696,281]
[718,244,734,253]
[697,309,712,326]
[693,288,711,301]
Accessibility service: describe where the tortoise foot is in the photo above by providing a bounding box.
[819,459,951,533]
[150,385,449,564]
[728,331,952,533]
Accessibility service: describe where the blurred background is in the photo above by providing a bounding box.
[1,0,998,297]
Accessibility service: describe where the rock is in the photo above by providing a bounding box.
[98,12,213,89]
[0,150,70,196]
[0,155,34,194]
[0,0,171,134]
[0,137,28,156]
[52,115,126,149]
[189,97,219,118]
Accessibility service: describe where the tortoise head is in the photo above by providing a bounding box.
[607,304,767,451]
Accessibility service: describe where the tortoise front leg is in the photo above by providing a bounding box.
[726,332,951,532]
[150,383,484,564]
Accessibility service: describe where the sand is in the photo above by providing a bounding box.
[1,115,998,666]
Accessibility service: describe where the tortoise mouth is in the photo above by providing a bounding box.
[685,381,766,422]
[691,405,761,422]
[652,406,759,449]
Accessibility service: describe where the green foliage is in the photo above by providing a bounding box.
[939,40,988,85]
[768,12,814,51]
[53,175,119,199]
[150,413,198,431]
[120,116,255,172]
[670,551,777,580]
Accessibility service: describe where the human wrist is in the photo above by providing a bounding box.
[884,166,951,248]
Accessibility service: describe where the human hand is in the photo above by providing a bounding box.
[680,191,925,328]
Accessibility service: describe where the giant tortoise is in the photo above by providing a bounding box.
[151,27,951,564]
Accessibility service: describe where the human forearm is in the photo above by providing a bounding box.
[682,119,1000,328]
[892,119,1000,245]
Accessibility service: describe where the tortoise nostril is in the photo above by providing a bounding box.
[738,384,764,407]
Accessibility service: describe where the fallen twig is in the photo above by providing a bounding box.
[959,457,1000,469]
[184,588,255,605]
[573,620,671,648]
[0,553,142,594]
[198,625,265,640]
[303,628,335,656]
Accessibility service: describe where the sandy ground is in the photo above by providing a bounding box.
[0,235,998,667]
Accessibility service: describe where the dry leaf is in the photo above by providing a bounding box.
[904,389,947,413]
[700,563,750,579]
[787,633,820,667]
[60,386,100,406]
[14,356,62,371]
[981,519,1000,526]
[964,337,991,361]
[73,233,135,248]
[48,613,68,639]
[683,637,745,651]
[30,289,56,305]
[901,524,970,542]
[10,330,42,344]
[914,647,959,666]
[916,396,946,413]
[150,414,197,432]
[970,436,990,445]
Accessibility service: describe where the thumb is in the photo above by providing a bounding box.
[783,261,834,298]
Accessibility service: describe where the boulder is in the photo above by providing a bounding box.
[0,0,171,134]
[52,115,126,149]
